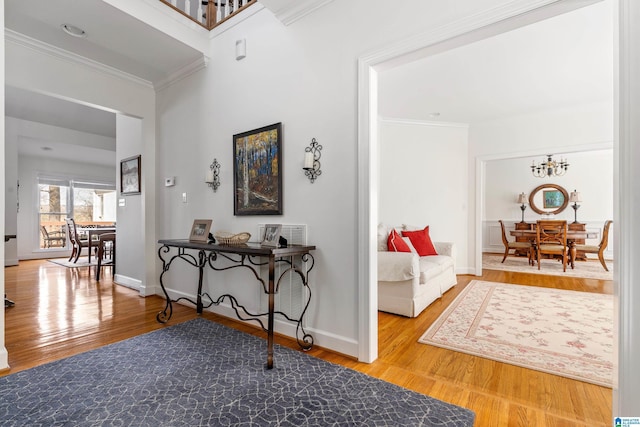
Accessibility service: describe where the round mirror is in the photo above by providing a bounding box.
[528,183,569,215]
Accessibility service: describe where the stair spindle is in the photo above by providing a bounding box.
[234,0,239,12]
[197,1,204,23]
[216,2,222,22]
[170,0,177,6]
[184,0,191,17]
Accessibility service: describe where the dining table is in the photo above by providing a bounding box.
[78,227,116,263]
[510,228,600,268]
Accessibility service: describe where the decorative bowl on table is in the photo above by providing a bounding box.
[214,231,251,245]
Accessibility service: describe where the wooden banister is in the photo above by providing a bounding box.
[158,0,256,30]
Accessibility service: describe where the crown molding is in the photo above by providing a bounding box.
[5,29,153,89]
[155,55,210,91]
[261,0,334,26]
[360,0,590,70]
[378,117,469,129]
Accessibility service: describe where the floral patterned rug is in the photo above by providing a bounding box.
[419,280,613,387]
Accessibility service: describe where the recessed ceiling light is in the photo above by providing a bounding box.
[428,112,441,118]
[61,24,87,38]
[41,146,53,151]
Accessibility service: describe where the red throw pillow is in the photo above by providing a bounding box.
[402,226,438,256]
[387,229,412,252]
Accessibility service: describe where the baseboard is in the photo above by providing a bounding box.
[162,287,359,359]
[0,347,8,372]
[114,274,142,292]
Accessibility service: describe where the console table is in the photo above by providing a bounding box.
[156,239,316,369]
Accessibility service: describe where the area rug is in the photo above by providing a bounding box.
[0,318,475,426]
[48,257,98,268]
[483,253,613,280]
[419,280,613,387]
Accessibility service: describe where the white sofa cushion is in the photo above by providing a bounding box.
[418,255,454,284]
[377,252,419,282]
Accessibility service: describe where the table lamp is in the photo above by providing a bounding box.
[570,190,582,223]
[517,192,527,223]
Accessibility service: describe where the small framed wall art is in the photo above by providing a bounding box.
[120,155,141,195]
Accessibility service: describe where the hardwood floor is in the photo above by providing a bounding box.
[3,259,612,426]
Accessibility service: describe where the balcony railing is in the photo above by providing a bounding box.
[159,0,256,30]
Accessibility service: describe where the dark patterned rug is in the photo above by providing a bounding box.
[0,318,474,426]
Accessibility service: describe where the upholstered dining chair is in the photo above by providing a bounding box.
[95,232,116,281]
[499,220,533,265]
[574,220,613,271]
[536,220,570,272]
[65,218,90,263]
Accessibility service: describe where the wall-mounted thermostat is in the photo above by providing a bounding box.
[165,177,176,187]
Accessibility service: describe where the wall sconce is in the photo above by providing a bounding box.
[303,138,322,183]
[569,189,582,223]
[517,192,527,223]
[205,158,221,192]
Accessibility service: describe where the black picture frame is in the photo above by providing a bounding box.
[233,123,283,215]
[120,155,141,195]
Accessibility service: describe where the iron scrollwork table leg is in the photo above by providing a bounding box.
[156,243,315,370]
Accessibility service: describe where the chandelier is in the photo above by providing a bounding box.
[530,154,569,178]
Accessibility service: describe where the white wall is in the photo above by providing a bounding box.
[378,119,469,270]
[1,1,7,369]
[4,118,18,266]
[115,115,144,291]
[617,0,640,414]
[155,0,511,357]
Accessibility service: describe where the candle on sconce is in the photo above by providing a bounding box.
[206,169,214,183]
[304,152,314,169]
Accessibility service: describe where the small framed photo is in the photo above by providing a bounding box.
[261,224,282,247]
[120,155,141,195]
[189,219,213,242]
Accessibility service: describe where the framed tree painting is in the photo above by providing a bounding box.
[120,155,141,195]
[233,123,283,215]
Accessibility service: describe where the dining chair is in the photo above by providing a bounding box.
[95,233,116,281]
[41,225,66,248]
[65,218,90,263]
[573,220,612,271]
[536,220,570,272]
[499,220,533,265]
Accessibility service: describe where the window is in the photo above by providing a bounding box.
[38,176,116,250]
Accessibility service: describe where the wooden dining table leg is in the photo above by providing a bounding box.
[569,241,576,269]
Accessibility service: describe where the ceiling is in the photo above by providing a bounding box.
[4,0,613,161]
[5,0,204,84]
[5,0,207,164]
[378,0,613,124]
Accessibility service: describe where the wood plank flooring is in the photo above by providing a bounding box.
[3,259,612,426]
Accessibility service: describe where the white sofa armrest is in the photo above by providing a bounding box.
[433,242,457,267]
[378,251,420,282]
